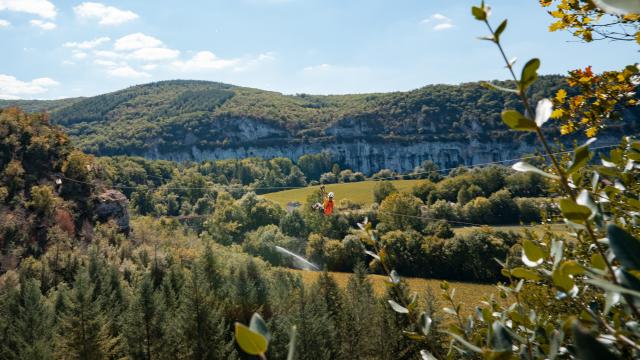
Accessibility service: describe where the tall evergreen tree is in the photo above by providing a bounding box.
[173,265,237,360]
[125,275,164,360]
[0,276,53,360]
[339,263,380,360]
[53,271,117,360]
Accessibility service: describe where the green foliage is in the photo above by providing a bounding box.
[378,192,424,232]
[0,76,593,158]
[373,181,398,204]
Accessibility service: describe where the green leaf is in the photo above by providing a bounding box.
[472,6,487,20]
[512,161,560,179]
[552,268,574,293]
[447,332,482,353]
[567,143,593,175]
[494,20,507,42]
[249,313,270,342]
[522,240,545,267]
[572,322,617,360]
[511,267,542,281]
[591,253,606,271]
[420,350,438,360]
[501,110,537,131]
[490,321,512,353]
[520,58,540,91]
[608,224,640,270]
[388,300,409,314]
[235,322,268,356]
[559,198,591,223]
[560,260,584,276]
[586,278,640,298]
[481,81,518,93]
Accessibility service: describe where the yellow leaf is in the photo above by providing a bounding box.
[555,89,567,103]
[235,323,268,355]
[551,109,564,119]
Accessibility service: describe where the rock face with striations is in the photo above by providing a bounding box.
[94,190,130,233]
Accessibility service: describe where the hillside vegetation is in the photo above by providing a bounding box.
[3,76,629,157]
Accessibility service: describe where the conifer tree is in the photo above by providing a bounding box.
[53,270,117,360]
[339,263,379,360]
[174,265,237,360]
[295,284,338,360]
[124,275,164,360]
[0,276,53,360]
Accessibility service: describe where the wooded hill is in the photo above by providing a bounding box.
[3,76,635,157]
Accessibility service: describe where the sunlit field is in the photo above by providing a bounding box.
[261,179,425,208]
[291,269,498,316]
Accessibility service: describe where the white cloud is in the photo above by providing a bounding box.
[431,13,449,22]
[94,59,118,67]
[140,64,158,71]
[72,50,88,60]
[64,36,110,49]
[233,51,276,72]
[172,51,239,71]
[94,50,122,59]
[433,23,454,31]
[74,2,138,25]
[303,63,331,72]
[0,0,56,19]
[128,47,180,61]
[0,74,58,99]
[114,33,163,51]
[31,77,59,86]
[107,65,150,78]
[422,13,454,31]
[30,19,56,30]
[0,19,10,27]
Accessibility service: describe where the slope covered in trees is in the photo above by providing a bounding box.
[4,76,634,157]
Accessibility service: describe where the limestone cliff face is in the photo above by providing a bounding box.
[139,118,530,173]
[146,139,534,174]
[140,117,620,174]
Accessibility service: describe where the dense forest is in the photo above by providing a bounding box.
[3,75,636,157]
[2,0,640,358]
[0,104,529,360]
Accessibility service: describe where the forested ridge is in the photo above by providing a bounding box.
[4,76,636,157]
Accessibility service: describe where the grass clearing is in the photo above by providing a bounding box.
[262,179,425,208]
[291,269,498,316]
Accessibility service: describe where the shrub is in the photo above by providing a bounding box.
[373,181,398,204]
[242,225,294,266]
[516,197,542,223]
[319,172,337,184]
[411,180,435,203]
[378,192,424,232]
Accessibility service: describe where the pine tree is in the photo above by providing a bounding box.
[53,270,117,360]
[295,284,338,360]
[0,276,53,360]
[339,263,380,360]
[124,275,164,360]
[173,265,236,360]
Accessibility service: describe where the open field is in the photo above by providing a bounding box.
[262,179,425,208]
[291,269,498,316]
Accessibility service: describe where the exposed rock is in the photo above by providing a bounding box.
[94,189,130,233]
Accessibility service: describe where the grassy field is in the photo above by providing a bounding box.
[291,270,497,316]
[262,179,425,208]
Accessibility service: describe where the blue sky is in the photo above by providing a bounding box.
[0,0,636,99]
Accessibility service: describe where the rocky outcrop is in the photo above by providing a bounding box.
[94,190,130,233]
